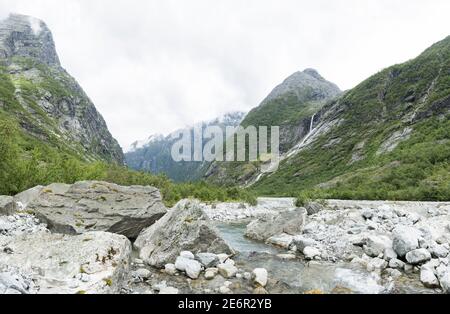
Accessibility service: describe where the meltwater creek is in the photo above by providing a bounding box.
[214,222,433,294]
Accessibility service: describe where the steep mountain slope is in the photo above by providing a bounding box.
[125,112,245,182]
[252,36,450,200]
[205,69,341,185]
[0,14,123,164]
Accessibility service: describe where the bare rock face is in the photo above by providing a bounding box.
[245,208,307,242]
[0,196,16,216]
[0,230,132,294]
[26,181,167,239]
[135,200,234,267]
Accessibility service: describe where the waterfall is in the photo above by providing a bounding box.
[309,114,315,133]
[286,114,317,158]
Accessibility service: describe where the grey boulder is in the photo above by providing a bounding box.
[0,231,132,294]
[135,200,234,267]
[245,208,307,241]
[26,181,167,239]
[392,226,422,257]
[0,196,16,216]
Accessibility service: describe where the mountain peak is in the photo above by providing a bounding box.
[263,69,341,104]
[0,13,60,66]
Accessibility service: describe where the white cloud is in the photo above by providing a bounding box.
[1,0,450,148]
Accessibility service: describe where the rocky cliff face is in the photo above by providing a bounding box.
[125,111,246,182]
[0,14,124,164]
[205,69,341,185]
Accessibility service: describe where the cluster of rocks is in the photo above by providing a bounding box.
[244,200,450,293]
[0,181,169,294]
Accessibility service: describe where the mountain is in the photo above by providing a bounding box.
[205,69,341,185]
[0,14,123,164]
[125,111,246,182]
[250,36,450,200]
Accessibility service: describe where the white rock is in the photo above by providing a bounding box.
[195,253,219,268]
[392,226,422,257]
[159,287,179,294]
[252,268,268,287]
[389,258,405,270]
[204,268,218,280]
[217,263,238,278]
[383,248,398,261]
[219,286,231,294]
[405,249,432,265]
[385,268,402,279]
[292,235,317,252]
[429,244,449,258]
[225,259,235,266]
[217,254,229,264]
[367,258,388,272]
[180,251,195,260]
[303,247,321,260]
[277,254,296,260]
[175,256,202,279]
[363,235,393,258]
[420,267,439,288]
[266,234,294,249]
[133,268,151,280]
[164,263,177,275]
[439,271,450,293]
[243,272,252,280]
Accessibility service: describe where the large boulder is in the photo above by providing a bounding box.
[26,181,167,239]
[13,186,44,210]
[0,231,132,294]
[0,196,16,216]
[245,208,307,241]
[392,226,422,257]
[135,200,234,267]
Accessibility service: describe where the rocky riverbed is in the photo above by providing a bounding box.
[1,182,449,294]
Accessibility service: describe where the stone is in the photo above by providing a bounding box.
[384,248,398,261]
[292,235,317,252]
[243,272,252,280]
[367,258,388,272]
[0,270,34,294]
[217,263,238,278]
[252,268,268,287]
[175,256,202,279]
[389,258,405,270]
[0,231,132,294]
[219,286,231,294]
[0,196,16,216]
[13,186,44,210]
[277,254,296,260]
[384,268,402,279]
[303,247,321,260]
[253,287,269,294]
[362,210,374,220]
[405,249,432,265]
[195,253,219,268]
[245,208,307,241]
[136,200,233,267]
[266,233,294,249]
[133,268,151,280]
[164,264,177,275]
[363,235,393,258]
[420,267,439,288]
[392,226,422,257]
[204,268,218,280]
[439,271,450,293]
[305,202,325,215]
[180,251,195,260]
[26,181,167,238]
[159,287,179,294]
[217,254,229,264]
[429,244,448,258]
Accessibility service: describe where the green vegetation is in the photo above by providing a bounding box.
[0,116,256,206]
[251,36,450,202]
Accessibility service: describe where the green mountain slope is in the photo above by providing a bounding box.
[0,14,123,164]
[252,36,450,201]
[205,69,341,185]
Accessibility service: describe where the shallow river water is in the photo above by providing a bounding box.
[215,222,434,294]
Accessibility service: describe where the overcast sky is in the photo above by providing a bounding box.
[1,0,449,148]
